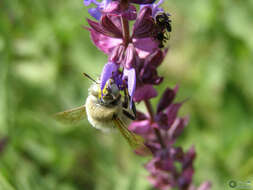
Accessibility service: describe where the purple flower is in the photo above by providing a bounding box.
[144,145,197,190]
[86,7,161,99]
[130,86,182,138]
[84,0,112,20]
[129,86,204,190]
[154,86,184,131]
[99,61,137,105]
[87,7,159,61]
[100,61,119,92]
[133,49,166,101]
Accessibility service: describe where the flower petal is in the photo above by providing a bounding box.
[166,103,183,128]
[109,44,125,63]
[100,62,119,91]
[154,112,168,130]
[123,68,136,106]
[133,37,159,58]
[100,15,123,38]
[157,85,178,113]
[103,1,137,20]
[168,116,189,141]
[178,167,194,189]
[123,43,139,69]
[134,84,157,102]
[88,7,102,20]
[87,18,122,38]
[129,120,151,135]
[183,146,196,169]
[90,30,122,54]
[133,7,155,38]
[145,49,165,68]
[122,4,137,20]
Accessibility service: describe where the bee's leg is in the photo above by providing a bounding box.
[164,32,168,40]
[132,101,136,119]
[123,109,136,120]
[122,94,128,109]
[123,101,137,120]
[165,22,171,32]
[122,86,129,109]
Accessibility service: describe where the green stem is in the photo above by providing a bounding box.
[121,16,130,46]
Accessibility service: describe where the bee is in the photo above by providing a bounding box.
[55,73,150,155]
[154,12,172,48]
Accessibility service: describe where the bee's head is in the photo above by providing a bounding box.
[99,79,121,104]
[155,12,170,24]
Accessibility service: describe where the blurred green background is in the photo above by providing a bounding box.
[0,0,253,190]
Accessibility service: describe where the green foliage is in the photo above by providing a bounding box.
[0,0,252,190]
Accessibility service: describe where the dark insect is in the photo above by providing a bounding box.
[156,32,168,48]
[154,12,172,48]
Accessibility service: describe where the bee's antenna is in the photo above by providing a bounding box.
[83,73,98,84]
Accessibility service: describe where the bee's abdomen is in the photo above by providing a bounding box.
[85,96,121,131]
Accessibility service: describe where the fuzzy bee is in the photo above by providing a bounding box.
[55,74,150,155]
[154,12,172,48]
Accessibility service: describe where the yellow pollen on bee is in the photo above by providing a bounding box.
[103,88,107,95]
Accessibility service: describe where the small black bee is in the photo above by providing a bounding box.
[156,32,168,48]
[154,12,172,48]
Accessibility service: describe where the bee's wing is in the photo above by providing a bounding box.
[113,117,151,156]
[54,105,86,123]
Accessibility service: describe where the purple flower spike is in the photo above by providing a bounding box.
[100,61,119,91]
[83,1,212,189]
[123,68,136,106]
